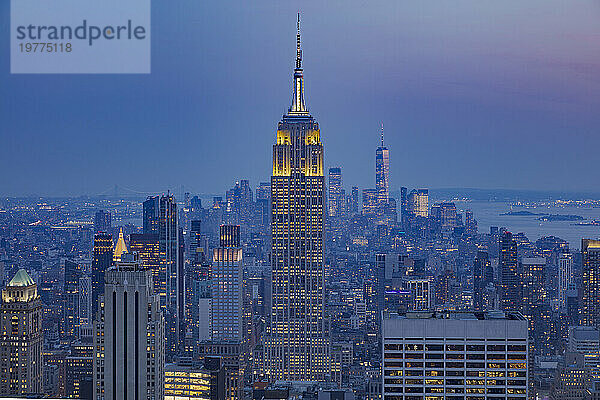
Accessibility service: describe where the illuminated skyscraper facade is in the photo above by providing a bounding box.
[144,194,181,354]
[407,189,428,218]
[500,231,521,312]
[582,239,600,328]
[91,232,113,314]
[0,269,43,396]
[266,15,329,382]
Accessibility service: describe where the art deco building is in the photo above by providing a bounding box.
[265,14,329,382]
[582,239,600,328]
[0,269,43,396]
[93,253,165,400]
[112,228,128,263]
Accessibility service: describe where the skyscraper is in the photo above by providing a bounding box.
[400,186,407,224]
[407,189,428,218]
[91,232,113,313]
[207,225,243,399]
[266,14,329,382]
[211,225,242,341]
[112,228,128,263]
[521,257,550,354]
[559,252,574,311]
[63,259,82,339]
[375,123,390,205]
[328,167,342,217]
[93,253,165,400]
[582,239,600,328]
[499,231,521,312]
[382,311,529,400]
[129,233,162,300]
[362,188,378,216]
[0,269,43,396]
[93,210,111,233]
[473,250,493,311]
[350,186,359,215]
[144,193,181,354]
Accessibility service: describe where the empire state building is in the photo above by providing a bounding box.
[266,14,329,381]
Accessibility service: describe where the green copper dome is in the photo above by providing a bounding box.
[7,269,35,287]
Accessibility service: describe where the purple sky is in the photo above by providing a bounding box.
[2,1,600,196]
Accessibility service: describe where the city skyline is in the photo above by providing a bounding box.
[3,1,600,196]
[3,3,600,400]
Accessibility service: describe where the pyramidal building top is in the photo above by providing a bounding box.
[8,269,35,287]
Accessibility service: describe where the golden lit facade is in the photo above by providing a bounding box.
[165,366,213,400]
[265,14,329,382]
[0,269,43,396]
[582,239,600,328]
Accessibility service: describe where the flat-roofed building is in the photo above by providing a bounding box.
[382,311,529,400]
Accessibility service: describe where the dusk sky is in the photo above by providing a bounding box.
[2,1,600,197]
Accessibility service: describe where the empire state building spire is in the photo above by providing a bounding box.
[288,13,308,116]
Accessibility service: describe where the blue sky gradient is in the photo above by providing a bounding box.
[1,1,600,196]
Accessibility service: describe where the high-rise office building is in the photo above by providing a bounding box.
[582,239,600,328]
[521,257,546,319]
[143,195,160,234]
[78,275,92,332]
[407,189,428,218]
[406,278,433,311]
[93,253,165,400]
[165,359,226,400]
[473,251,493,311]
[568,326,600,379]
[521,257,550,354]
[129,233,162,298]
[65,340,94,399]
[438,202,457,231]
[328,167,343,217]
[91,232,113,314]
[211,225,243,341]
[144,194,181,353]
[375,123,390,205]
[382,311,529,400]
[400,187,407,224]
[0,269,43,396]
[93,210,111,233]
[362,189,378,216]
[559,252,574,311]
[205,225,243,399]
[465,209,477,236]
[351,186,360,215]
[499,231,521,312]
[63,259,82,339]
[266,14,329,382]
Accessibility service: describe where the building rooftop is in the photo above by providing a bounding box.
[7,268,35,287]
[384,310,526,321]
